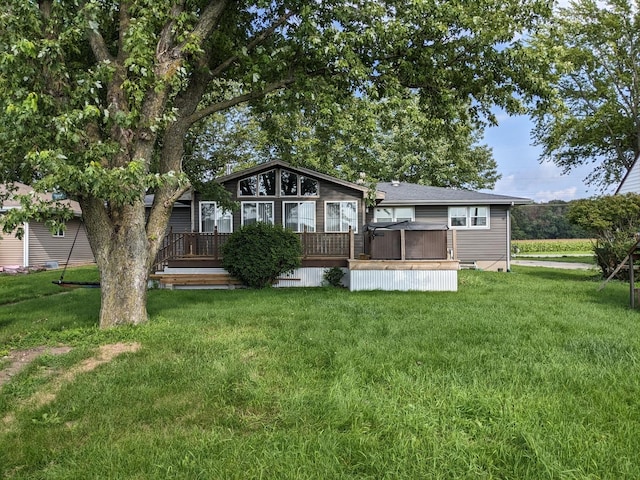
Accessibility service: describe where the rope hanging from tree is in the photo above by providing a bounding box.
[52,219,100,288]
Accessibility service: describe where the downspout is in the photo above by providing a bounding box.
[506,203,512,272]
[23,222,29,267]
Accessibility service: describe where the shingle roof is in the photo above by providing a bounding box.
[0,182,82,215]
[376,182,531,205]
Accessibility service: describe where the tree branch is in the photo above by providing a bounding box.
[185,77,295,125]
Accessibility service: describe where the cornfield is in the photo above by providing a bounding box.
[512,239,594,254]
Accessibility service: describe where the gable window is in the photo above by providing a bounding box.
[238,170,276,196]
[325,201,358,233]
[52,226,65,238]
[373,207,415,223]
[242,201,274,226]
[448,206,489,229]
[281,170,319,197]
[200,201,233,233]
[284,201,316,232]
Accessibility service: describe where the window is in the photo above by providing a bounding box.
[448,206,489,229]
[242,201,274,226]
[200,201,233,233]
[52,226,65,238]
[281,170,319,197]
[284,202,316,232]
[238,170,276,196]
[325,201,358,233]
[373,207,415,223]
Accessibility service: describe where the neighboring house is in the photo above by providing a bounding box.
[0,183,94,269]
[616,152,640,194]
[153,160,530,290]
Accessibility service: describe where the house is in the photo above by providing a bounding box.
[153,160,530,290]
[0,183,94,270]
[616,152,640,194]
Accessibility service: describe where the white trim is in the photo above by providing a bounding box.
[282,201,316,232]
[241,201,275,226]
[448,206,490,230]
[23,222,29,267]
[373,206,415,222]
[199,201,233,233]
[324,200,358,233]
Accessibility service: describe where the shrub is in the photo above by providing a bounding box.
[323,266,345,287]
[222,223,302,288]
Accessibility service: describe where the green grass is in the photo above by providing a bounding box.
[1,267,640,478]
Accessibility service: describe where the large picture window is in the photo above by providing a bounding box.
[284,202,316,232]
[242,201,274,226]
[200,201,233,233]
[448,206,489,229]
[280,170,319,197]
[325,201,358,233]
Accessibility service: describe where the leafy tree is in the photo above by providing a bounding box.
[511,201,590,240]
[0,1,552,327]
[567,194,640,278]
[528,0,640,190]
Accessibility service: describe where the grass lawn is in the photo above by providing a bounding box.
[1,267,639,478]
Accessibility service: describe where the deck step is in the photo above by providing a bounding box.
[149,273,243,288]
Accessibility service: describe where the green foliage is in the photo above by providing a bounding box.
[527,0,640,190]
[322,266,345,288]
[221,223,302,288]
[567,194,640,278]
[511,201,590,240]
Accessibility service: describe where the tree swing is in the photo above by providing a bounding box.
[52,219,100,288]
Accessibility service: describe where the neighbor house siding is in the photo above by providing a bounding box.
[617,161,640,194]
[28,219,94,266]
[0,231,24,266]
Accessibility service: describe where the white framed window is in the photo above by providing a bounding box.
[283,201,316,232]
[241,201,274,226]
[448,206,490,229]
[325,201,358,233]
[200,201,233,233]
[52,226,65,238]
[373,206,415,223]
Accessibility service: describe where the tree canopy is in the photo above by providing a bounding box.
[188,95,500,192]
[0,0,553,327]
[527,0,640,190]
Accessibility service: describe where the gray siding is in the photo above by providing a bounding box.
[618,160,640,194]
[415,205,510,263]
[168,207,192,232]
[28,219,94,267]
[0,231,24,266]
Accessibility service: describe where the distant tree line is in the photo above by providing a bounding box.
[511,201,590,240]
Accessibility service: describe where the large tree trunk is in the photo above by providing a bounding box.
[81,197,160,328]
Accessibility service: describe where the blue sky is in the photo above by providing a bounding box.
[480,113,616,203]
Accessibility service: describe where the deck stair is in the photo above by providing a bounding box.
[149,270,242,289]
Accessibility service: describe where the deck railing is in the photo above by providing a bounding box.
[153,227,354,271]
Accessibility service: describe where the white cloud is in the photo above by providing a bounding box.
[533,187,578,203]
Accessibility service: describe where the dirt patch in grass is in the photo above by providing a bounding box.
[1,343,141,426]
[0,346,73,388]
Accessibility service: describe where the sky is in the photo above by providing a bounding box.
[480,113,616,203]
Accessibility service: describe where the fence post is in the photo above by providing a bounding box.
[302,226,307,258]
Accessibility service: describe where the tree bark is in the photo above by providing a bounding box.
[81,197,153,328]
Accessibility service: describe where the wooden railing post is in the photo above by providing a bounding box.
[214,226,219,260]
[349,226,355,260]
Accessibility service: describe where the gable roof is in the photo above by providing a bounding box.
[0,182,82,215]
[216,160,383,199]
[376,182,531,206]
